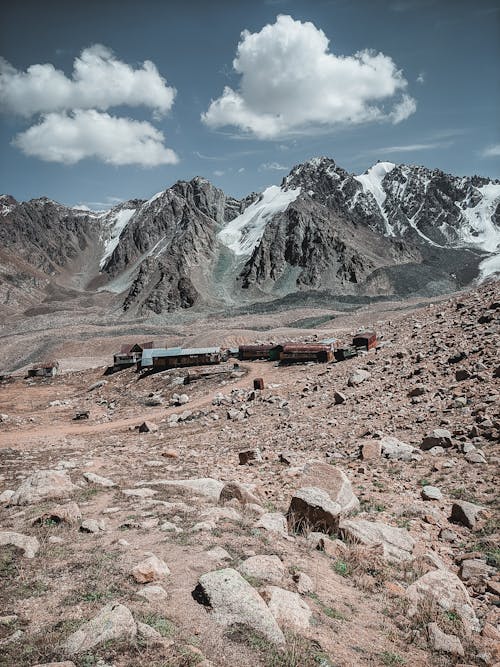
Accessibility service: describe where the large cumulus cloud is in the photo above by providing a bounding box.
[202,15,417,139]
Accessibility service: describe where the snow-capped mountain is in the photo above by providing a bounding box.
[1,157,499,318]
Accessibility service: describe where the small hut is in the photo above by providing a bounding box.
[352,332,377,351]
[28,360,59,378]
[280,344,333,364]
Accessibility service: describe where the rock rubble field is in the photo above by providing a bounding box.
[0,281,499,666]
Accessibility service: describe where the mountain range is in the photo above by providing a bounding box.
[1,157,499,319]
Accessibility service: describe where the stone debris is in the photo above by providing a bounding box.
[261,586,312,631]
[427,622,465,656]
[450,500,486,530]
[33,501,82,526]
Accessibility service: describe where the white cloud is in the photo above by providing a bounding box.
[0,45,175,117]
[260,161,288,170]
[202,15,416,139]
[416,72,425,84]
[13,110,179,167]
[481,144,500,158]
[213,169,225,176]
[367,141,451,154]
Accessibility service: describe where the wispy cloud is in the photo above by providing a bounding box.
[416,72,425,84]
[364,141,452,156]
[481,144,500,158]
[260,161,288,171]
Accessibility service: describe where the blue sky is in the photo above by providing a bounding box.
[0,0,499,207]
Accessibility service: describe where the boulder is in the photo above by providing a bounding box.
[33,502,82,526]
[261,586,312,631]
[80,519,106,534]
[140,478,224,501]
[339,519,415,562]
[427,623,464,656]
[0,531,40,558]
[238,555,285,585]
[360,440,382,460]
[299,464,359,514]
[421,429,453,450]
[83,472,115,487]
[135,584,169,602]
[132,555,170,583]
[10,470,77,505]
[238,448,262,465]
[407,569,479,633]
[421,486,443,501]
[287,487,341,535]
[380,436,416,461]
[192,568,284,644]
[255,513,289,537]
[347,369,371,386]
[219,481,262,507]
[138,421,158,433]
[333,391,347,404]
[61,603,137,655]
[450,501,486,530]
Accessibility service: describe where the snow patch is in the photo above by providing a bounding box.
[99,208,136,269]
[218,185,301,256]
[354,162,396,235]
[458,183,500,252]
[479,252,500,281]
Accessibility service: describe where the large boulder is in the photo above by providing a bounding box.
[406,569,479,633]
[299,464,359,514]
[192,568,284,645]
[219,481,262,507]
[261,586,312,631]
[348,369,371,386]
[139,478,224,501]
[255,513,289,537]
[62,603,137,655]
[339,519,415,562]
[33,502,82,526]
[10,470,78,505]
[0,531,40,558]
[287,487,341,535]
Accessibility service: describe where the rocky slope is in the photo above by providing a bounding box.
[0,280,498,666]
[1,157,499,318]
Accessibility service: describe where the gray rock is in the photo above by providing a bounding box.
[407,569,479,633]
[340,519,415,562]
[287,487,341,535]
[299,463,359,514]
[139,478,224,501]
[255,513,289,537]
[261,586,312,631]
[380,436,415,461]
[132,555,170,583]
[421,429,453,450]
[347,369,371,387]
[192,568,285,644]
[238,555,285,585]
[62,603,137,655]
[427,623,464,656]
[79,519,106,534]
[450,500,486,530]
[238,448,262,465]
[83,472,115,487]
[421,486,442,501]
[10,470,77,505]
[0,531,40,558]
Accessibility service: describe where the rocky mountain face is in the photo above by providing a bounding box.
[1,157,499,318]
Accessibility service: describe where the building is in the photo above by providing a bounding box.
[140,347,222,371]
[239,344,280,361]
[28,360,59,378]
[334,347,358,362]
[113,341,153,369]
[352,332,377,351]
[279,344,333,364]
[320,337,338,350]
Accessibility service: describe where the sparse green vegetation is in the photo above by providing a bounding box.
[380,650,406,666]
[332,560,349,577]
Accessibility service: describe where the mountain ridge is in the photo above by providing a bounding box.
[1,157,499,319]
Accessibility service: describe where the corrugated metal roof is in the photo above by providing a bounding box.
[178,347,221,356]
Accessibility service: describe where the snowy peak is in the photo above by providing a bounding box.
[354,162,396,235]
[218,184,301,256]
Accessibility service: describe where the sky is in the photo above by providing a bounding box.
[0,0,499,208]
